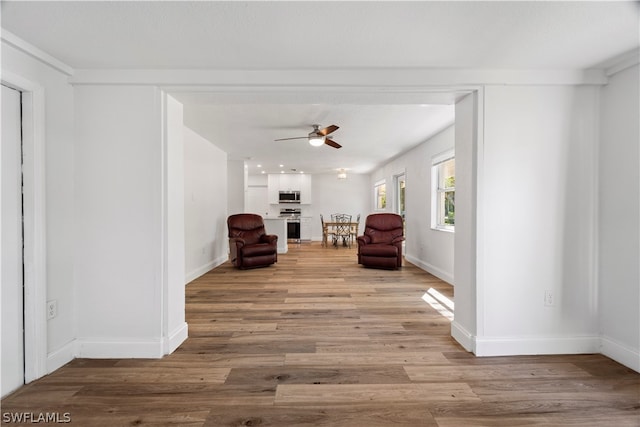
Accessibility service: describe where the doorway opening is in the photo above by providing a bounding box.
[1,75,48,394]
[1,84,25,397]
[394,172,406,249]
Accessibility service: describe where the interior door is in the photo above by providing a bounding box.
[1,84,25,397]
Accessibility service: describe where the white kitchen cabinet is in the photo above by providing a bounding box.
[300,174,312,204]
[279,174,301,191]
[300,216,312,241]
[267,174,280,204]
[268,174,312,204]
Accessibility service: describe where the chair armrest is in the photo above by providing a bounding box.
[261,234,278,245]
[229,237,246,249]
[391,236,405,244]
[228,237,245,264]
[357,235,371,246]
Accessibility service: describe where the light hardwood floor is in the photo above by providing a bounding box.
[3,243,639,426]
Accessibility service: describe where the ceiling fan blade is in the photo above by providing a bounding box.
[274,136,307,141]
[325,138,342,149]
[317,125,339,136]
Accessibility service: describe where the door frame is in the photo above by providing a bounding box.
[393,172,406,250]
[2,72,48,383]
[393,172,406,218]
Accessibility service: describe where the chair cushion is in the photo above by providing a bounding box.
[367,228,402,244]
[359,243,398,257]
[360,255,399,269]
[241,243,277,258]
[233,229,263,245]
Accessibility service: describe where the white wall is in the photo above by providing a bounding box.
[370,126,456,284]
[184,127,229,283]
[310,174,370,240]
[74,85,165,357]
[227,159,246,216]
[246,174,271,218]
[598,64,640,371]
[164,94,187,353]
[1,41,76,373]
[477,85,600,355]
[452,92,478,352]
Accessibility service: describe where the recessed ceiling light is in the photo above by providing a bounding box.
[257,164,262,168]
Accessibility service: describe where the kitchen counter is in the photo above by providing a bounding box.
[263,218,288,254]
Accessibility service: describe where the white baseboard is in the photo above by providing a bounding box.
[450,321,475,352]
[48,326,189,365]
[451,324,638,373]
[163,322,188,355]
[474,335,600,357]
[600,336,640,373]
[46,340,76,374]
[185,254,228,284]
[404,254,454,285]
[75,338,164,359]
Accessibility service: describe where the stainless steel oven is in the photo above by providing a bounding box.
[286,219,301,240]
[279,208,301,241]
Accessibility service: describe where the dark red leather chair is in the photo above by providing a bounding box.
[227,214,278,269]
[357,213,404,269]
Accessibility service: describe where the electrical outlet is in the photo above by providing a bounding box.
[544,290,555,307]
[47,300,57,320]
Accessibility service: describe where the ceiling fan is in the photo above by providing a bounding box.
[275,124,342,149]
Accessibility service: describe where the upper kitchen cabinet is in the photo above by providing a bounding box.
[299,175,312,204]
[267,174,280,204]
[279,174,299,191]
[267,174,312,204]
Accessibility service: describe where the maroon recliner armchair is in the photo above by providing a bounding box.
[357,213,404,269]
[227,214,278,269]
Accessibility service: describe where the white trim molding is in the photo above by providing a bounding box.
[185,254,227,284]
[405,254,454,285]
[451,321,475,353]
[600,336,640,373]
[163,322,189,356]
[69,68,608,87]
[602,48,640,77]
[75,338,164,359]
[1,30,74,76]
[1,71,49,383]
[46,341,76,374]
[474,335,600,357]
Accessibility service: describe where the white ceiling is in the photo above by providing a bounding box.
[2,1,638,174]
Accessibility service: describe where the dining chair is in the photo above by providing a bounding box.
[320,214,335,247]
[350,214,360,246]
[333,214,352,248]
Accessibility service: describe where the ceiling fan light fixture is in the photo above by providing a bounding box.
[308,135,325,147]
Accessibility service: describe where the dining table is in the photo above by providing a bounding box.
[322,220,359,248]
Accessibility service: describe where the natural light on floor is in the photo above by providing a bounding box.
[421,288,454,320]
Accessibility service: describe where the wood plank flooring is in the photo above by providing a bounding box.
[3,243,639,426]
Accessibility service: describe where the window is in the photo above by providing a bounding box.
[374,180,386,210]
[432,151,455,231]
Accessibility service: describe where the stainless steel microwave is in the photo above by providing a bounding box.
[279,191,301,203]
